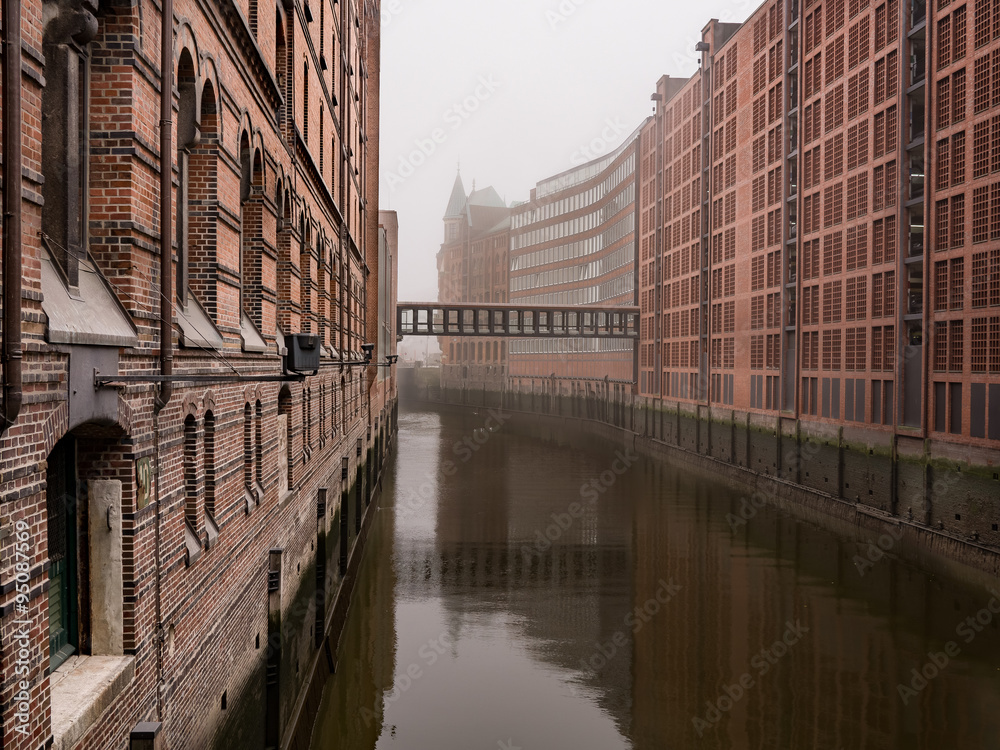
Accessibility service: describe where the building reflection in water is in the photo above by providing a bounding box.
[312,406,1000,750]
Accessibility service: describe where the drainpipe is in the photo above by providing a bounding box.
[155,0,173,413]
[154,0,173,729]
[1,0,24,435]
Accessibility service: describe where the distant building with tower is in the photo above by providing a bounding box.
[437,172,511,388]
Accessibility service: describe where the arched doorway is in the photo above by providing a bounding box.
[47,435,78,669]
[46,421,131,669]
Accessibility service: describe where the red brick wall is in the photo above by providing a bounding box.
[0,1,392,750]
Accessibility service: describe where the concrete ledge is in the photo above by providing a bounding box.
[51,655,135,750]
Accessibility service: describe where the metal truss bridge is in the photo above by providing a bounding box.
[397,302,639,339]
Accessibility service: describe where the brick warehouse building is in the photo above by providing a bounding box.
[0,0,396,747]
[436,172,511,389]
[633,0,999,545]
[508,133,642,385]
[638,1,1000,443]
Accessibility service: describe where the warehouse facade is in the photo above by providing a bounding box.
[0,0,393,748]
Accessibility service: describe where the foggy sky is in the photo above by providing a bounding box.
[379,0,764,308]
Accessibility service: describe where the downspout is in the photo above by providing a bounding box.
[154,0,173,727]
[156,0,173,413]
[2,0,24,435]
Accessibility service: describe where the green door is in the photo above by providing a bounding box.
[47,436,78,670]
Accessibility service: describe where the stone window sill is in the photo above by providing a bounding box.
[51,655,135,750]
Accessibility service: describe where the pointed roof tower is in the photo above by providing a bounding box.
[443,170,467,219]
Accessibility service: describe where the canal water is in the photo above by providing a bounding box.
[310,404,1000,749]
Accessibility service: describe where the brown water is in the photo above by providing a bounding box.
[310,404,1000,750]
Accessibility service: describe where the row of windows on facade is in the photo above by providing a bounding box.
[266,0,362,189]
[176,47,359,339]
[511,245,634,291]
[512,185,636,252]
[508,339,633,355]
[449,341,507,363]
[512,155,636,233]
[513,271,635,307]
[180,382,363,538]
[513,213,636,271]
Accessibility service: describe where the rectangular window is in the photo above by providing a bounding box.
[975,0,991,48]
[974,54,991,113]
[973,119,990,177]
[939,76,952,129]
[826,85,845,132]
[936,199,950,251]
[825,133,845,178]
[873,273,885,317]
[953,69,967,123]
[972,251,988,305]
[935,260,950,311]
[939,16,952,69]
[955,5,968,60]
[934,321,948,371]
[938,137,951,189]
[950,319,964,371]
[971,317,988,372]
[950,257,965,310]
[973,186,990,242]
[952,193,965,247]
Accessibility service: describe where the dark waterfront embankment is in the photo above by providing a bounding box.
[404,371,1000,586]
[309,400,1000,750]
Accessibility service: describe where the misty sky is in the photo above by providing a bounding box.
[379,0,763,306]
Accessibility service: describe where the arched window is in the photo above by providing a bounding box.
[320,384,327,445]
[275,6,287,126]
[302,388,308,459]
[255,400,264,490]
[243,403,253,491]
[240,138,265,329]
[341,375,347,434]
[184,415,198,530]
[278,387,293,494]
[331,378,337,436]
[301,219,313,332]
[204,411,216,519]
[303,62,309,140]
[176,50,196,306]
[239,132,253,319]
[189,81,220,317]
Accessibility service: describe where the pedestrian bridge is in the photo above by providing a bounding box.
[397,302,639,339]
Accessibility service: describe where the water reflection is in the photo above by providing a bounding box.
[311,405,1000,750]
